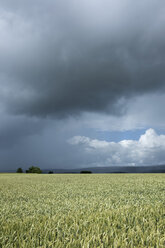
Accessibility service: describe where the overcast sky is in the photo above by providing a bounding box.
[0,0,165,170]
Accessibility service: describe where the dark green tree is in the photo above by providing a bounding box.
[48,171,53,174]
[26,166,42,174]
[16,167,23,173]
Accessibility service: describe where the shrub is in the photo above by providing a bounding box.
[48,171,54,174]
[80,170,92,174]
[16,167,23,173]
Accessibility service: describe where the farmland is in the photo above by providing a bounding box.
[0,174,164,247]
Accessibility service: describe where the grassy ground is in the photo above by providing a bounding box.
[0,173,164,247]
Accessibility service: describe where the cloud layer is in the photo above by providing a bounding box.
[1,1,165,170]
[1,0,165,117]
[68,129,165,166]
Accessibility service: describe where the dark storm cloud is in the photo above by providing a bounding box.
[0,0,165,118]
[0,113,47,149]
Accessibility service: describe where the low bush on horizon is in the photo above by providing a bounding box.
[0,174,164,247]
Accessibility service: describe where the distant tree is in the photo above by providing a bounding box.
[26,166,42,174]
[16,167,23,173]
[80,171,92,174]
[48,171,53,174]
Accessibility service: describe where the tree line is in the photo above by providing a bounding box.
[16,167,92,174]
[16,166,42,174]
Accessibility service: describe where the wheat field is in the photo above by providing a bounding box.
[0,173,164,247]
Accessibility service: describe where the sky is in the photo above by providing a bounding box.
[0,0,165,170]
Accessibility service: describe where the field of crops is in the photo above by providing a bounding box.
[0,174,164,247]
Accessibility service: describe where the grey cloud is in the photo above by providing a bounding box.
[0,116,91,170]
[81,92,165,132]
[0,0,165,118]
[0,112,48,149]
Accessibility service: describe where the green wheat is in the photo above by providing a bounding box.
[0,174,164,247]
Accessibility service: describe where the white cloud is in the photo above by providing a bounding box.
[68,128,165,166]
